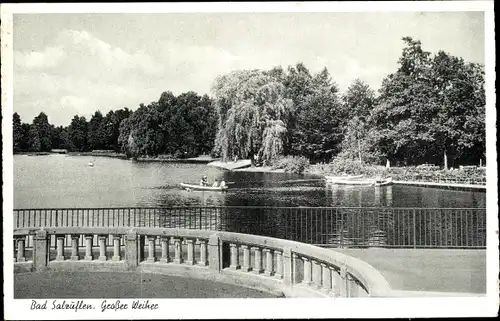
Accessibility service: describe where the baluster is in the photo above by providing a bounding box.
[264,249,274,276]
[347,274,359,297]
[70,235,79,260]
[186,239,195,265]
[312,259,322,288]
[14,240,17,262]
[241,245,251,271]
[98,235,107,261]
[84,235,93,260]
[252,246,263,274]
[56,235,65,261]
[147,236,156,262]
[330,268,342,297]
[173,238,183,264]
[275,250,283,279]
[16,237,27,262]
[322,263,332,293]
[302,257,312,285]
[198,239,208,266]
[229,243,240,270]
[112,235,121,261]
[292,252,301,284]
[339,266,348,297]
[160,237,170,263]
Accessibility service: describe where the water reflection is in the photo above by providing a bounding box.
[374,186,381,206]
[386,186,393,207]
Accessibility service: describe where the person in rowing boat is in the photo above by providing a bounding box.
[219,180,226,188]
[212,179,219,187]
[200,175,208,186]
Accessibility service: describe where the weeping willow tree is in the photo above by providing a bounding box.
[261,120,287,164]
[212,69,293,163]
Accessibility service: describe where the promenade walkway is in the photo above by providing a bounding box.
[393,180,486,190]
[332,248,486,294]
[15,271,279,299]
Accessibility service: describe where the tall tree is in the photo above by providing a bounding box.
[67,115,88,152]
[28,112,53,152]
[288,67,345,163]
[51,125,65,150]
[103,108,132,151]
[340,79,378,163]
[428,52,485,167]
[372,37,437,165]
[13,113,24,152]
[373,37,485,167]
[283,63,314,155]
[212,69,293,164]
[87,111,105,151]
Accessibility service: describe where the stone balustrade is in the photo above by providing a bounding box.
[13,227,393,298]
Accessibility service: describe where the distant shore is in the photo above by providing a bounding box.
[135,155,218,163]
[14,152,219,163]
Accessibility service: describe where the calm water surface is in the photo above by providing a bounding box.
[14,155,485,209]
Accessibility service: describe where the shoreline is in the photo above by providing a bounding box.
[234,166,287,173]
[135,156,217,164]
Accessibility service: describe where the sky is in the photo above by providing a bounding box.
[13,12,485,126]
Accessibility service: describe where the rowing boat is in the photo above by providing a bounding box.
[180,182,228,191]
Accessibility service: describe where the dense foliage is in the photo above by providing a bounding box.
[211,70,293,164]
[271,156,310,174]
[13,37,485,168]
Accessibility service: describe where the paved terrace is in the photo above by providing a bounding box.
[333,248,486,294]
[15,249,485,298]
[15,271,279,298]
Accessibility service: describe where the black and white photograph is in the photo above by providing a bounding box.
[2,1,497,319]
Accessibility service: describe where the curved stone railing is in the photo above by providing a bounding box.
[13,227,393,298]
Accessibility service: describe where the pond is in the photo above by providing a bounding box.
[13,154,486,209]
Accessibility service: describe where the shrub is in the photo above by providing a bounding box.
[271,156,310,174]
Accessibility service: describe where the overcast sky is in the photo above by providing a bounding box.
[13,12,484,126]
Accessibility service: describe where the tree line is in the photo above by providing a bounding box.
[13,37,485,167]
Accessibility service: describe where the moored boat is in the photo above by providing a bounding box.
[334,177,393,187]
[180,182,228,191]
[335,178,374,186]
[325,174,364,182]
[374,177,393,187]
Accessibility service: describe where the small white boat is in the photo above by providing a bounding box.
[335,177,393,187]
[374,177,393,187]
[325,174,363,182]
[88,161,94,167]
[180,183,228,191]
[335,178,375,186]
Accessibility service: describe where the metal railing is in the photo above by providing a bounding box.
[13,207,487,249]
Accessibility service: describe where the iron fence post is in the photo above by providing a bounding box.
[413,209,417,249]
[199,207,202,229]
